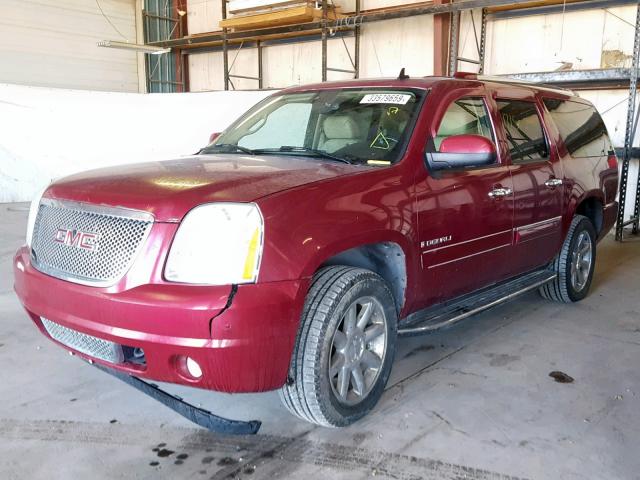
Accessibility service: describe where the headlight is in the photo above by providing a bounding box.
[26,184,49,248]
[164,203,264,285]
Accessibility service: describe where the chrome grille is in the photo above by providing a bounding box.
[31,198,153,287]
[41,317,124,364]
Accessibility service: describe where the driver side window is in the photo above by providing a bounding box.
[434,97,493,151]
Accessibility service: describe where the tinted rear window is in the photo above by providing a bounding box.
[543,98,612,158]
[497,100,548,164]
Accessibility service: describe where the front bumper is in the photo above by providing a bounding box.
[14,246,306,393]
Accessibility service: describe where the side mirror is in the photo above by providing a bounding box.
[426,134,497,171]
[209,132,221,143]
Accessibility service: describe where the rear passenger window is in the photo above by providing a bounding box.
[543,98,612,158]
[497,100,548,164]
[434,97,493,150]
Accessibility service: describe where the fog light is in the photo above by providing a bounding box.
[186,357,202,378]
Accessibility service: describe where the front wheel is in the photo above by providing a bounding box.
[279,266,397,427]
[540,215,597,303]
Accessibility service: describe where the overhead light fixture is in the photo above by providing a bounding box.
[97,40,170,55]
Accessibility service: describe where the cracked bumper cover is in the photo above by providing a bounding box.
[13,246,306,393]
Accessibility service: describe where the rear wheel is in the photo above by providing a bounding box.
[540,215,596,303]
[279,266,397,427]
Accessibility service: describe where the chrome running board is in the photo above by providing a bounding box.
[398,270,557,336]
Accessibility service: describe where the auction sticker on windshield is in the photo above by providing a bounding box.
[360,93,412,105]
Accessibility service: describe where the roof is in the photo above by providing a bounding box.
[280,72,577,99]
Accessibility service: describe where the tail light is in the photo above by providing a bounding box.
[607,151,619,170]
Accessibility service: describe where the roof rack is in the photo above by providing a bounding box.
[453,72,575,95]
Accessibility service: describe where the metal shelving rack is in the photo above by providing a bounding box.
[448,7,487,75]
[321,0,362,81]
[221,1,264,89]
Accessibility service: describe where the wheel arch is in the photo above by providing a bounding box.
[571,192,604,235]
[319,242,407,313]
[301,233,415,315]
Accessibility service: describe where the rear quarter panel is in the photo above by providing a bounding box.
[538,93,618,237]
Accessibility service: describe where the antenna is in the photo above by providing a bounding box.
[398,68,410,80]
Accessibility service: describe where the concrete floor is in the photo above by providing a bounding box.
[1,202,639,480]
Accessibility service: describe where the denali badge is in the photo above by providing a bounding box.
[54,228,100,252]
[421,235,452,249]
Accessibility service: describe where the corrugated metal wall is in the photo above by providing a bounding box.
[0,0,139,92]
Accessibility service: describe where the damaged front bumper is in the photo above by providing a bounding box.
[13,246,307,394]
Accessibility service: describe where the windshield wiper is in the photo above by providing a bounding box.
[255,146,353,164]
[200,143,256,155]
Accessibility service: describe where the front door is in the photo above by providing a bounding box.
[494,97,564,276]
[415,91,514,308]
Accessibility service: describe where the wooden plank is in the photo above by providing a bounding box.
[178,28,327,50]
[220,5,343,31]
[229,0,307,15]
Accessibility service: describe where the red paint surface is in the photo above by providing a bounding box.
[439,134,496,154]
[14,76,619,393]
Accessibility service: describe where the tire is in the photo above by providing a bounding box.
[539,215,597,303]
[279,266,398,427]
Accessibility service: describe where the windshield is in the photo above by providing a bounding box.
[201,88,425,165]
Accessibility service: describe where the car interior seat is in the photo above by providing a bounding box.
[319,115,361,153]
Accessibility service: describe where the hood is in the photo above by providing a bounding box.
[45,154,362,222]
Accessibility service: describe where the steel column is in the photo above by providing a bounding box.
[433,0,451,76]
[616,3,640,241]
[448,10,460,75]
[258,40,263,89]
[222,0,229,90]
[354,0,361,78]
[479,8,487,74]
[321,0,328,81]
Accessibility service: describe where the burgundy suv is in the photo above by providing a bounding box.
[14,73,618,430]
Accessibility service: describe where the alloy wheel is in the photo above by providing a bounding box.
[570,231,593,292]
[328,296,388,406]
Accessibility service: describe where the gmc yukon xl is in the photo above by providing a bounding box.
[14,73,619,431]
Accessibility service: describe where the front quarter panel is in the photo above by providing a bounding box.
[256,165,419,312]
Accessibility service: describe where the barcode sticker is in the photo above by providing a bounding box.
[360,93,412,105]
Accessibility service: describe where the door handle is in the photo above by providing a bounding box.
[544,178,563,188]
[488,187,513,198]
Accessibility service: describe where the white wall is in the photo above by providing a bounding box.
[0,83,272,202]
[484,5,635,74]
[0,0,140,92]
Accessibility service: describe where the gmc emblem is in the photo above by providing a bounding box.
[54,228,100,252]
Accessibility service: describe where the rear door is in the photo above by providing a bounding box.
[494,95,564,275]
